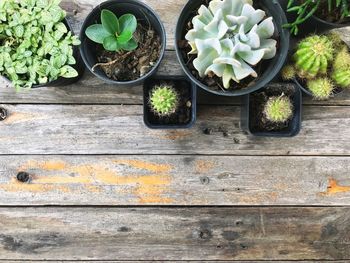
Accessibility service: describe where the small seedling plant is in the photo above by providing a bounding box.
[85,9,138,52]
[0,0,81,90]
[285,0,350,35]
[149,85,179,116]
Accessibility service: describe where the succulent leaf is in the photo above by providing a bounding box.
[185,0,276,89]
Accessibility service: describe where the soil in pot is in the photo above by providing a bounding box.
[249,86,295,132]
[144,79,194,126]
[178,0,280,93]
[93,23,161,82]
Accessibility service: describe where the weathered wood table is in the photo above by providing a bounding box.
[0,0,350,261]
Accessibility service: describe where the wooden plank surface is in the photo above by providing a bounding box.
[0,207,349,260]
[0,104,350,155]
[0,156,349,206]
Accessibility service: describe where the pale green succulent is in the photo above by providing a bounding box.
[185,0,277,89]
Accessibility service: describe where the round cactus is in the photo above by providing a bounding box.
[333,46,350,71]
[307,78,334,100]
[149,85,178,116]
[263,96,293,123]
[281,65,296,81]
[332,68,350,89]
[293,35,334,79]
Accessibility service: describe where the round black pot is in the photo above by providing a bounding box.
[293,77,344,98]
[1,18,85,88]
[175,0,290,97]
[79,0,166,87]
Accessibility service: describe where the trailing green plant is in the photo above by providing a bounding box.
[185,0,277,89]
[281,65,296,80]
[307,77,334,100]
[263,95,293,123]
[285,0,350,35]
[85,9,138,52]
[293,35,334,79]
[0,0,81,90]
[149,85,178,116]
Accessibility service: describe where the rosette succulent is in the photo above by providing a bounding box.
[185,0,277,89]
[0,0,81,90]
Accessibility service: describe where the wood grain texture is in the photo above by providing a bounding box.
[0,207,349,260]
[0,156,349,206]
[3,262,349,263]
[0,104,350,155]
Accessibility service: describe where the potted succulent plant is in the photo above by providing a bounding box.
[79,0,166,86]
[242,83,302,137]
[143,76,196,129]
[175,0,290,97]
[0,0,84,91]
[282,33,350,100]
[283,0,350,36]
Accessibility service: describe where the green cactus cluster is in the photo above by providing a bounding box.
[149,85,178,116]
[287,33,350,100]
[263,95,293,123]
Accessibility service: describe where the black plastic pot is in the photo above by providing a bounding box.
[143,76,197,129]
[241,83,302,137]
[1,18,85,88]
[175,0,290,97]
[79,0,166,87]
[293,77,344,98]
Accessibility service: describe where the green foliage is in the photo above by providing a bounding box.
[293,35,334,79]
[331,45,350,88]
[332,68,350,88]
[185,0,277,89]
[0,0,81,90]
[285,0,350,35]
[85,9,138,52]
[150,85,178,116]
[333,45,350,70]
[264,95,293,123]
[307,77,334,100]
[281,65,296,80]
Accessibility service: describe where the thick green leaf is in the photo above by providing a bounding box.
[85,24,111,44]
[117,30,132,44]
[60,65,78,78]
[119,14,137,34]
[101,9,120,35]
[120,38,138,51]
[103,36,119,51]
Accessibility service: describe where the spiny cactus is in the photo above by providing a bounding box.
[333,46,350,70]
[185,0,277,89]
[281,65,296,81]
[307,78,334,100]
[263,95,293,123]
[332,68,350,89]
[293,35,334,79]
[150,85,178,116]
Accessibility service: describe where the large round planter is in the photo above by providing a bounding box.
[79,0,166,87]
[1,18,85,89]
[175,0,290,97]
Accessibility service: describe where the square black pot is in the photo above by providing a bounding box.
[143,76,197,129]
[241,83,302,137]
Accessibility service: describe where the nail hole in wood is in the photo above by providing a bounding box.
[17,172,30,183]
[200,176,210,185]
[0,108,8,121]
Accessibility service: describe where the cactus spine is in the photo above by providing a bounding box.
[281,65,296,81]
[307,78,334,100]
[149,85,178,116]
[332,69,350,89]
[263,95,293,123]
[293,35,334,79]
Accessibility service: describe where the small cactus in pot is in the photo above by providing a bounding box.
[281,65,296,81]
[149,85,179,116]
[263,95,293,123]
[332,68,350,89]
[307,78,334,100]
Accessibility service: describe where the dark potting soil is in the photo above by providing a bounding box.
[145,79,193,126]
[178,0,279,92]
[249,86,295,132]
[93,23,161,81]
[314,0,350,24]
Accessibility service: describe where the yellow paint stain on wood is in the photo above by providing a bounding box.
[195,160,215,173]
[0,178,70,193]
[159,131,191,140]
[114,160,172,173]
[321,178,350,195]
[18,160,67,171]
[3,112,45,124]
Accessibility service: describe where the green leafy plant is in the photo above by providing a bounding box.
[185,0,277,89]
[150,85,178,116]
[263,95,293,123]
[307,78,334,100]
[0,0,81,90]
[285,0,350,35]
[85,9,138,52]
